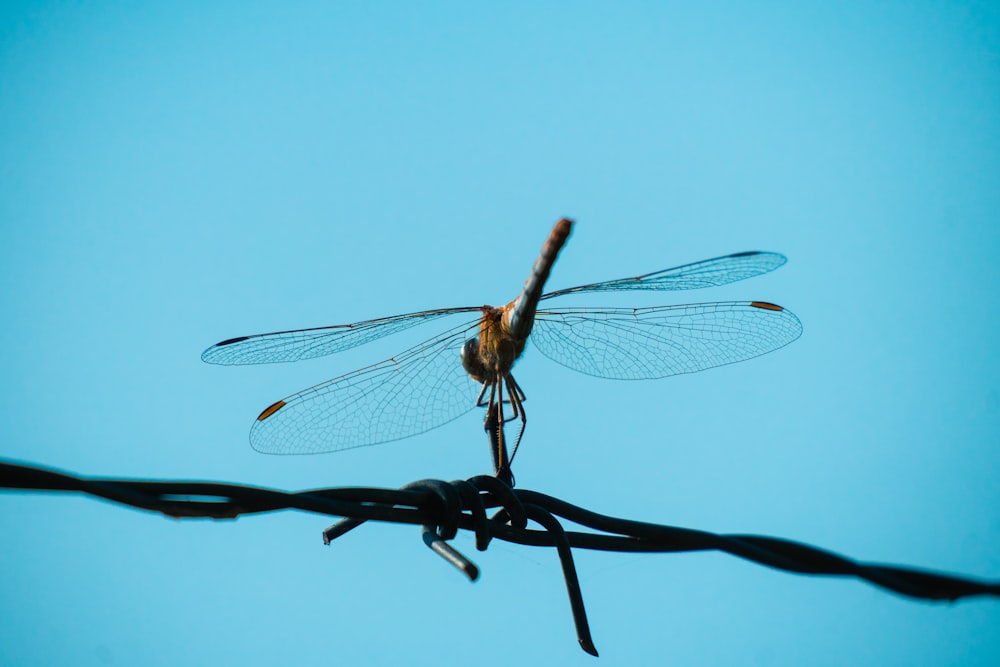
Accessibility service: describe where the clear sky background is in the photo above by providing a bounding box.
[2,1,998,664]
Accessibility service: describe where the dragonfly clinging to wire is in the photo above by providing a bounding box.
[202,218,802,481]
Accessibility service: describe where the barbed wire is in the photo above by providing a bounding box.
[2,458,998,657]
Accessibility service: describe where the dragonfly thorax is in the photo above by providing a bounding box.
[461,305,527,384]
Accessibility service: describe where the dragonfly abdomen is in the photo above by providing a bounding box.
[506,218,573,342]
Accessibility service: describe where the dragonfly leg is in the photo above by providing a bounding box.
[505,373,527,467]
[485,400,513,486]
[497,376,526,415]
[481,379,498,440]
[474,380,490,408]
[494,376,507,458]
[484,380,514,486]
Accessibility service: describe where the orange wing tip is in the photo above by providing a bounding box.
[257,400,287,421]
[750,301,784,311]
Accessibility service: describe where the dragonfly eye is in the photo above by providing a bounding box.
[461,338,486,382]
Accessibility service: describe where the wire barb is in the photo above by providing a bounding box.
[3,459,998,656]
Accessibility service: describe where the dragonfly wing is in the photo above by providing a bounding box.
[540,251,786,299]
[530,302,802,379]
[201,307,481,365]
[249,318,483,454]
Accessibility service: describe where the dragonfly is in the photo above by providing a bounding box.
[202,218,802,481]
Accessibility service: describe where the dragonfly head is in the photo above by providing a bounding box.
[461,337,488,383]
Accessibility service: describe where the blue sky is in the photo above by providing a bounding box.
[1,1,998,664]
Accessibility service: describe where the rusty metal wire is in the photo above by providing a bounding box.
[2,458,998,657]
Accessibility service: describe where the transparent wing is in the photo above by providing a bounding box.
[530,302,802,379]
[201,307,482,365]
[540,251,786,300]
[249,318,483,454]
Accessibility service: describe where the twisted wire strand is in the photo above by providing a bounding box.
[3,459,997,656]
